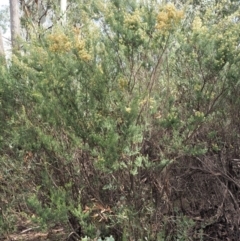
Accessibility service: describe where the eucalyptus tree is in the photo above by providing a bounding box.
[60,0,67,24]
[0,29,4,57]
[9,0,20,48]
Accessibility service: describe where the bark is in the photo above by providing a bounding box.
[0,29,5,56]
[0,29,6,64]
[61,0,67,24]
[9,0,20,49]
[38,0,47,25]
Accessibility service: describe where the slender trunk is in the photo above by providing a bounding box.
[61,0,67,24]
[38,0,47,26]
[0,29,5,56]
[9,0,20,49]
[0,29,5,64]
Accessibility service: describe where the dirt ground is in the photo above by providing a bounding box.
[0,228,66,241]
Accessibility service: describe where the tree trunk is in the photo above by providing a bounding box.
[61,0,67,24]
[0,29,5,64]
[0,29,4,56]
[9,0,20,49]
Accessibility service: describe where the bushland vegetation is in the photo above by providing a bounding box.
[1,0,240,240]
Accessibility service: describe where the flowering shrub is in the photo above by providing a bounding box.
[156,3,184,32]
[48,29,91,61]
[1,0,240,240]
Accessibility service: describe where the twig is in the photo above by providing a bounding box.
[20,226,40,234]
